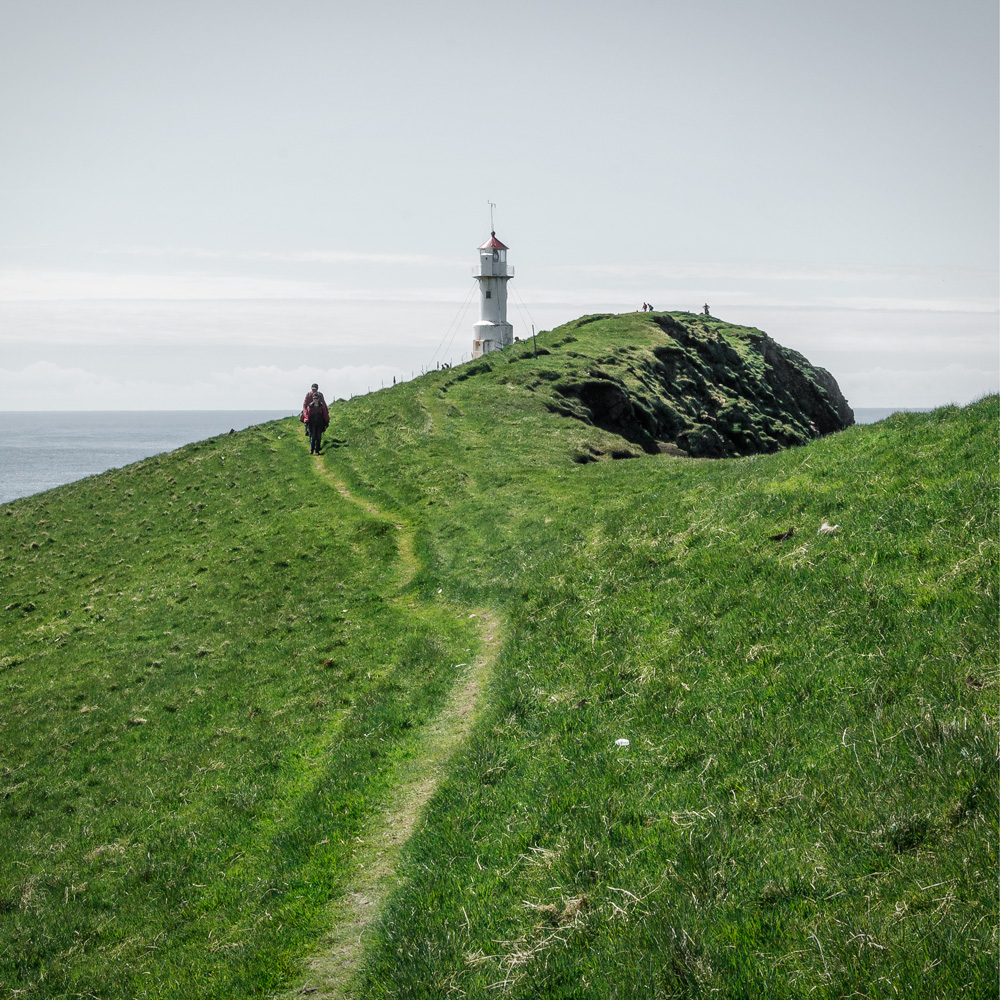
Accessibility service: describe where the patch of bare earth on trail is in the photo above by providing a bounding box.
[287,613,501,999]
[284,453,501,998]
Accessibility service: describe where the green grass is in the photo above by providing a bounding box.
[1,314,996,997]
[1,425,480,997]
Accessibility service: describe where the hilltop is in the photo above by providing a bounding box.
[445,311,853,458]
[0,314,995,999]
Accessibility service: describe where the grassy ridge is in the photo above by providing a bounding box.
[427,311,852,458]
[1,424,480,997]
[322,319,996,997]
[1,314,996,997]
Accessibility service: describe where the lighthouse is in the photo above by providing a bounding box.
[472,232,514,358]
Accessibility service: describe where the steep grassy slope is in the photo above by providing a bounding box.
[0,427,481,997]
[1,314,995,999]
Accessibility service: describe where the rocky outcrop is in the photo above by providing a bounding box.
[541,314,853,458]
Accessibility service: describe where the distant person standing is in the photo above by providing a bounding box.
[301,383,329,455]
[703,303,711,316]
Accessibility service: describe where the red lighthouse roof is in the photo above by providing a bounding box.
[478,231,509,250]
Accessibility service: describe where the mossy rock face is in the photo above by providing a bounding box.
[678,423,729,457]
[505,312,854,457]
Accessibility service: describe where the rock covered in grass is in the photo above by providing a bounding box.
[516,312,855,458]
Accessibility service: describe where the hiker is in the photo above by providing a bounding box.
[301,383,329,455]
[703,303,711,316]
[302,382,326,412]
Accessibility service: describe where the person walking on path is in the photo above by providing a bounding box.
[301,383,329,455]
[302,382,327,412]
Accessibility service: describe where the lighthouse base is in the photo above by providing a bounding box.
[472,321,513,359]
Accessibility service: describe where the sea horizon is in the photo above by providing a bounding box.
[0,406,932,506]
[0,410,290,506]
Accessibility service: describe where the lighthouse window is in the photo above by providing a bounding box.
[485,290,492,298]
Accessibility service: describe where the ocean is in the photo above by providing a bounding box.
[0,407,926,506]
[0,411,290,506]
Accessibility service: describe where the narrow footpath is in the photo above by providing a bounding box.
[283,451,502,999]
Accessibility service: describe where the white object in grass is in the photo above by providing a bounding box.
[615,738,630,747]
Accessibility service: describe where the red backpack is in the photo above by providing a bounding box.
[307,396,329,425]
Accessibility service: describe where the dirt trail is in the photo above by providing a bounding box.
[286,453,501,999]
[311,457,419,591]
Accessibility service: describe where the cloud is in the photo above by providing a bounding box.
[0,270,328,301]
[4,251,995,320]
[554,260,998,284]
[531,259,999,315]
[838,363,999,408]
[1,362,133,409]
[192,364,407,406]
[0,269,476,303]
[764,297,998,314]
[81,245,467,268]
[0,298,492,354]
[0,361,410,410]
[519,287,999,314]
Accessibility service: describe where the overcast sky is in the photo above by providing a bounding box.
[1,0,996,409]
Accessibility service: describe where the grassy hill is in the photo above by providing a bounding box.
[435,311,854,458]
[1,313,996,998]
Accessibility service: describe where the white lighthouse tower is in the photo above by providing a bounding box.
[472,232,514,358]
